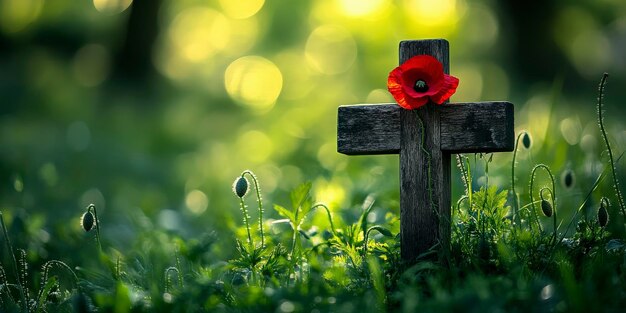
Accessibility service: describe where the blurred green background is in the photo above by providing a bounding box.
[1,0,626,256]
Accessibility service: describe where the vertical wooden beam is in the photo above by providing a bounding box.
[399,40,451,261]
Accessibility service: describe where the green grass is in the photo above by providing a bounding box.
[1,75,625,312]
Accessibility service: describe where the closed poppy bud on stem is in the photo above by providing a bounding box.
[541,199,553,217]
[233,176,249,198]
[539,188,553,217]
[81,211,95,232]
[598,199,609,228]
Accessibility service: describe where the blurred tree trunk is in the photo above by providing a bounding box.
[499,1,567,82]
[114,0,162,81]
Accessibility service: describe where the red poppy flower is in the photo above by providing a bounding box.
[387,55,459,110]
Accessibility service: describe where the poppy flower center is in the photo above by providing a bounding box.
[414,79,428,92]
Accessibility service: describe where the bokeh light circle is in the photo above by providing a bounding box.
[0,0,43,33]
[219,0,265,19]
[185,189,209,215]
[224,56,283,110]
[168,8,231,63]
[338,0,389,18]
[93,0,133,14]
[305,25,357,75]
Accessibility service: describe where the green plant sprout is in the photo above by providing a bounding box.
[596,73,626,218]
[511,131,531,228]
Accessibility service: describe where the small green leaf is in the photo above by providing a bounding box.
[35,276,58,313]
[290,182,312,214]
[273,204,294,222]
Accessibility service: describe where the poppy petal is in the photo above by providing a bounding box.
[404,95,428,109]
[430,74,459,104]
[388,68,407,106]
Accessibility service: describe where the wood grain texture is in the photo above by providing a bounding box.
[399,39,448,261]
[439,101,514,153]
[337,104,400,155]
[337,102,514,155]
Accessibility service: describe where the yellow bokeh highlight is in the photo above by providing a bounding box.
[156,11,259,82]
[224,56,283,110]
[305,25,357,75]
[401,0,465,36]
[168,8,231,63]
[0,0,43,33]
[337,0,389,18]
[93,0,133,14]
[219,0,265,19]
[185,189,209,215]
[315,180,346,209]
[404,0,461,27]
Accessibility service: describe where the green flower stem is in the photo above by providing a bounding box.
[88,204,103,253]
[511,132,527,228]
[414,110,434,212]
[243,170,265,247]
[597,73,626,218]
[0,212,26,313]
[466,157,473,211]
[529,164,557,235]
[175,246,184,288]
[164,267,180,293]
[239,198,253,246]
[455,195,469,214]
[309,203,337,237]
[363,226,385,257]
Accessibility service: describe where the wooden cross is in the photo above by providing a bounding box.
[337,39,515,261]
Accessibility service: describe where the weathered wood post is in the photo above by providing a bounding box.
[337,39,515,261]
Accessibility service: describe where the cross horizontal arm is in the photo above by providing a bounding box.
[337,102,514,155]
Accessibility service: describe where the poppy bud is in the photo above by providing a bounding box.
[561,169,575,189]
[598,201,609,228]
[81,211,95,232]
[233,176,249,198]
[541,199,553,217]
[522,132,532,149]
